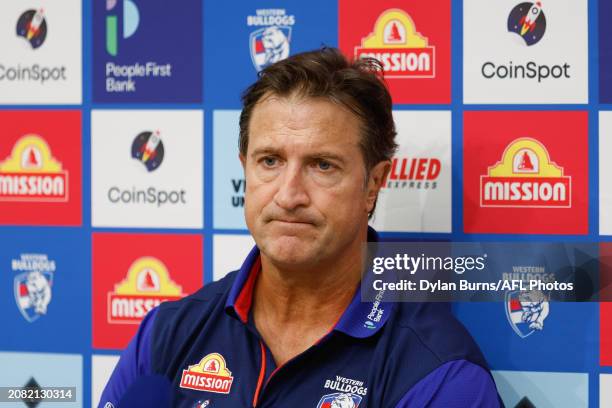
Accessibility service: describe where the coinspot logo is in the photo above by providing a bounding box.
[507,2,546,46]
[131,130,164,172]
[106,0,140,56]
[16,9,47,49]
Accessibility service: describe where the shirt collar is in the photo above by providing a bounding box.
[225,227,395,338]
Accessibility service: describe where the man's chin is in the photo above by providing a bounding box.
[262,239,319,268]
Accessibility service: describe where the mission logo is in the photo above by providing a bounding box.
[355,9,435,78]
[480,138,571,208]
[463,111,587,234]
[339,0,450,103]
[0,110,81,225]
[107,256,184,324]
[92,233,203,349]
[180,353,234,394]
[0,135,68,202]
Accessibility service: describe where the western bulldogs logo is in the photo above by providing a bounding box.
[316,393,362,408]
[505,290,549,338]
[14,270,53,322]
[250,26,291,71]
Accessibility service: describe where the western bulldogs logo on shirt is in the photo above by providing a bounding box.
[316,392,362,408]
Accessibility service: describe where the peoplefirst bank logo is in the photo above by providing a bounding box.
[382,157,441,189]
[0,135,68,202]
[480,138,571,208]
[180,353,234,394]
[106,0,140,56]
[107,256,184,324]
[355,9,435,78]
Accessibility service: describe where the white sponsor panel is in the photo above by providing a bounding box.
[600,112,612,235]
[601,374,612,407]
[492,370,588,408]
[464,0,588,103]
[92,354,120,408]
[370,111,451,232]
[91,110,203,228]
[213,234,255,281]
[0,1,82,103]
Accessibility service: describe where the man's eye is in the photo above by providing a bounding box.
[263,157,277,167]
[317,160,332,171]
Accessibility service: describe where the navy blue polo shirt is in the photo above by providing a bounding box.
[100,231,501,408]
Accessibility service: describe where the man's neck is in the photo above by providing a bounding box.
[252,235,364,366]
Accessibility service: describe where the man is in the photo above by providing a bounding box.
[100,48,501,407]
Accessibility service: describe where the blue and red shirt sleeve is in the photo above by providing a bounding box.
[394,359,501,408]
[97,307,158,408]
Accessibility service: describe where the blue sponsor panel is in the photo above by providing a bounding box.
[0,352,82,407]
[600,0,612,103]
[204,0,337,108]
[213,110,247,230]
[453,301,598,372]
[93,0,202,103]
[0,229,89,352]
[492,370,588,408]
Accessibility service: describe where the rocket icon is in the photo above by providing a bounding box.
[16,8,48,49]
[141,131,161,163]
[131,130,165,172]
[519,2,542,36]
[26,9,45,40]
[507,1,546,46]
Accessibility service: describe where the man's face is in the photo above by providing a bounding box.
[241,94,386,270]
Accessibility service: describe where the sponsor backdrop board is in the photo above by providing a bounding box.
[92,0,202,103]
[492,370,588,408]
[92,233,203,349]
[0,352,83,407]
[0,1,82,104]
[464,0,588,104]
[0,0,609,407]
[91,355,120,408]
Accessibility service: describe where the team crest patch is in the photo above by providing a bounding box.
[180,353,234,394]
[316,393,362,408]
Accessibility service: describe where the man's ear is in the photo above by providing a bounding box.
[239,153,246,171]
[366,160,391,213]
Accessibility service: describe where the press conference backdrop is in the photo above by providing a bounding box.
[0,0,611,407]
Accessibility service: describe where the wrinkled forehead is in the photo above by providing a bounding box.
[247,94,362,156]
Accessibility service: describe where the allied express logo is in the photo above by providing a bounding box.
[382,157,441,189]
[355,9,435,78]
[180,353,234,394]
[0,135,69,202]
[480,138,571,208]
[16,9,47,49]
[107,256,184,324]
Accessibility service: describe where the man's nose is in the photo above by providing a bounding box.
[273,163,310,210]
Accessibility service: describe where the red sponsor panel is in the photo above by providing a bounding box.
[463,111,588,234]
[339,0,450,103]
[93,233,203,349]
[0,110,82,225]
[602,302,612,366]
[602,243,612,366]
